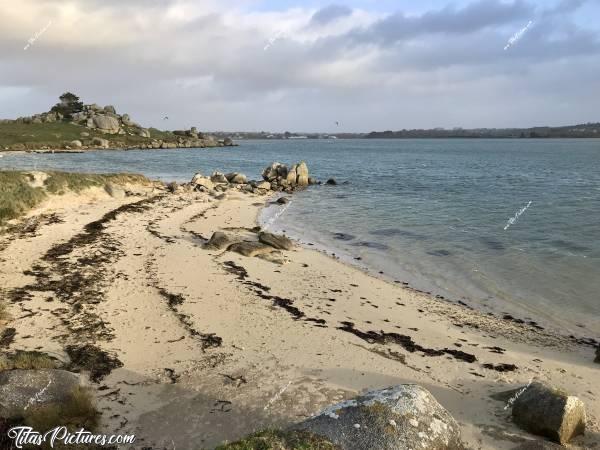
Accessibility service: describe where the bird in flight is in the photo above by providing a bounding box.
[163,116,169,120]
[335,121,339,126]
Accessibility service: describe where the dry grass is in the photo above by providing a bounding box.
[0,170,151,225]
[0,350,60,371]
[214,429,339,450]
[0,171,47,224]
[24,386,99,432]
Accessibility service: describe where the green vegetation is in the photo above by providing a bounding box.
[0,350,60,371]
[50,92,84,119]
[0,170,151,225]
[25,386,99,432]
[0,171,47,224]
[214,429,339,450]
[0,120,179,150]
[43,172,149,195]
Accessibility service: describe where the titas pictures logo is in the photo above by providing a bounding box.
[7,426,136,449]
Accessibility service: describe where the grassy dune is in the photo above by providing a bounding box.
[0,170,151,225]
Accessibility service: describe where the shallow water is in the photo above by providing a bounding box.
[2,139,599,335]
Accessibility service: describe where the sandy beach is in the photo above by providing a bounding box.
[0,182,598,449]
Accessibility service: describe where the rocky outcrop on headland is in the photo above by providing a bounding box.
[2,93,236,152]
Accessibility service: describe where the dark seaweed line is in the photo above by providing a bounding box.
[8,195,164,343]
[338,321,518,372]
[222,261,327,327]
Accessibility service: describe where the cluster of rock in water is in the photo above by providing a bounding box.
[3,103,234,151]
[185,161,319,195]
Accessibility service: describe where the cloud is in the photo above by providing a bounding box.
[309,4,353,26]
[0,0,598,131]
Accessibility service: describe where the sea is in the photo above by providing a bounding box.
[2,139,599,336]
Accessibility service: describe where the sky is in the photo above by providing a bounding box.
[1,0,599,132]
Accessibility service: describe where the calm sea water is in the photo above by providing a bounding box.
[2,139,599,335]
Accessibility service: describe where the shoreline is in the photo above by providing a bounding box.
[0,177,598,449]
[259,199,600,345]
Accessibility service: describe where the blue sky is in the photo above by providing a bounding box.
[1,0,599,131]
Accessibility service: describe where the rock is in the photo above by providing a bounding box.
[191,174,214,191]
[595,346,600,363]
[226,173,247,184]
[71,112,87,122]
[297,175,309,187]
[104,105,116,114]
[286,165,298,186]
[92,115,120,133]
[104,183,126,199]
[210,172,228,184]
[263,162,288,181]
[0,369,81,420]
[326,178,338,185]
[91,137,109,149]
[138,128,151,138]
[223,137,233,146]
[256,181,271,190]
[228,241,274,257]
[166,182,178,193]
[511,441,565,450]
[69,140,82,148]
[88,103,102,112]
[512,382,586,444]
[308,177,318,185]
[121,114,134,126]
[204,232,234,251]
[297,161,309,178]
[276,197,290,205]
[294,385,464,450]
[80,132,90,138]
[86,118,96,129]
[32,117,42,124]
[258,232,294,251]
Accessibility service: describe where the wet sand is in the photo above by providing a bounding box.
[0,184,598,449]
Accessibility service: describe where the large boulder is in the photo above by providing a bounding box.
[294,385,464,450]
[511,441,565,450]
[0,370,81,420]
[286,165,298,186]
[92,115,120,133]
[512,382,586,444]
[91,137,110,149]
[262,162,287,181]
[256,181,271,190]
[226,173,247,184]
[259,232,294,251]
[103,105,116,114]
[121,114,135,126]
[204,232,234,251]
[211,172,228,184]
[191,173,215,191]
[69,140,83,148]
[228,241,273,257]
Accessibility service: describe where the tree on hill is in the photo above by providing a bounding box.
[50,92,84,119]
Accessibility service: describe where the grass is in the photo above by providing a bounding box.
[0,170,151,225]
[0,171,47,223]
[0,120,180,150]
[43,171,150,194]
[24,386,99,432]
[214,429,339,450]
[0,350,61,371]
